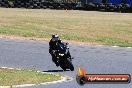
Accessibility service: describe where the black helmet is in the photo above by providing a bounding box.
[52,34,59,38]
[52,34,60,41]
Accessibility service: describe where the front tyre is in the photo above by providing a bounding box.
[59,62,66,71]
[66,59,74,71]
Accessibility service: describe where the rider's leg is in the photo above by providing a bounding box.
[51,54,59,67]
[67,49,72,59]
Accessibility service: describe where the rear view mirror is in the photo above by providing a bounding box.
[66,42,69,45]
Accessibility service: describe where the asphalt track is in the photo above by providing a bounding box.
[0,38,132,88]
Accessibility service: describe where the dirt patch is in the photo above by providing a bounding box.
[0,34,101,45]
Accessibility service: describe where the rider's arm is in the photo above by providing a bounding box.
[58,40,65,45]
[49,42,52,54]
[59,40,69,48]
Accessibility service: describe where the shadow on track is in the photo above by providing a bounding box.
[43,69,70,72]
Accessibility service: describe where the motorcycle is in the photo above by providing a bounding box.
[53,43,74,71]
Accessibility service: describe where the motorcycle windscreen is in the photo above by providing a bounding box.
[58,43,66,53]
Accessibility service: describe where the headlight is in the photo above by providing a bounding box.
[59,53,64,56]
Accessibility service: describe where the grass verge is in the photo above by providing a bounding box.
[0,8,132,47]
[0,68,61,86]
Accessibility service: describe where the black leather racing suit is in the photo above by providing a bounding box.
[49,39,71,66]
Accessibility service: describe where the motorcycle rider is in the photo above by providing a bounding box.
[49,34,72,67]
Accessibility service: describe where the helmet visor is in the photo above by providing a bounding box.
[52,37,59,41]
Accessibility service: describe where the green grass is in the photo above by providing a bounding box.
[0,8,132,47]
[0,68,61,86]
